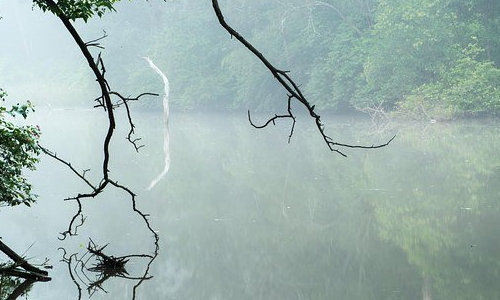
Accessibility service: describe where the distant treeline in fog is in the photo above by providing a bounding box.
[3,0,500,118]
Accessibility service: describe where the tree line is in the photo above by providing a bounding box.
[87,0,499,119]
[3,0,499,118]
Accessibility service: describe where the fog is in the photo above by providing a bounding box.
[2,0,500,300]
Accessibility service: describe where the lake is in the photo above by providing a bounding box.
[1,109,500,300]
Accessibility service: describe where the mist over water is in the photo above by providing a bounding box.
[1,109,500,299]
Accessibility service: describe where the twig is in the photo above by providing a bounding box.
[109,91,158,152]
[85,30,108,49]
[59,248,82,299]
[38,145,96,190]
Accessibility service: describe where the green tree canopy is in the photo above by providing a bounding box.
[33,0,118,21]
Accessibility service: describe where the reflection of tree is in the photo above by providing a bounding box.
[0,268,24,300]
[0,277,36,300]
[142,117,420,300]
[368,122,500,300]
[140,118,500,299]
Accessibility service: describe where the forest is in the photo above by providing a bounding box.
[6,0,500,119]
[1,0,499,119]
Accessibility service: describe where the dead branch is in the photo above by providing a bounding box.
[109,91,159,152]
[211,0,394,157]
[59,248,83,299]
[0,240,49,279]
[0,240,51,285]
[85,30,108,49]
[38,146,96,190]
[248,95,297,143]
[0,269,50,282]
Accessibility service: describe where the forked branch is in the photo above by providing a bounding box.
[109,91,159,152]
[38,3,159,298]
[211,0,394,156]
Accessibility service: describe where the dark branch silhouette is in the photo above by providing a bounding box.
[60,249,83,299]
[0,240,50,281]
[211,0,395,156]
[109,91,159,152]
[38,0,158,238]
[59,239,154,299]
[34,1,160,298]
[85,30,108,49]
[39,146,96,190]
[0,239,51,300]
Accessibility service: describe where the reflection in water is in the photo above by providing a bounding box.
[2,110,500,299]
[0,276,34,300]
[34,110,160,299]
[59,239,155,299]
[143,57,171,191]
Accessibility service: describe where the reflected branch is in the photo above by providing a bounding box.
[211,0,394,156]
[58,239,155,299]
[4,278,36,300]
[59,248,83,299]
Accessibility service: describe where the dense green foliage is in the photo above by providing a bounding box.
[70,0,498,118]
[0,89,40,207]
[33,0,118,21]
[3,0,498,119]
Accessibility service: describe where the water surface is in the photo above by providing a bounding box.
[1,110,499,300]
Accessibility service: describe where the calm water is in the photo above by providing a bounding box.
[1,109,500,300]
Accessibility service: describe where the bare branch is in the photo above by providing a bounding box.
[211,0,394,156]
[85,30,107,49]
[59,249,83,299]
[247,110,294,129]
[58,204,85,240]
[0,240,49,278]
[109,91,159,152]
[38,145,96,191]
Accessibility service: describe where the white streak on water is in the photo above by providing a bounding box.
[144,57,170,190]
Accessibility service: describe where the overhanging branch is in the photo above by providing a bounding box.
[211,0,394,156]
[37,3,159,298]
